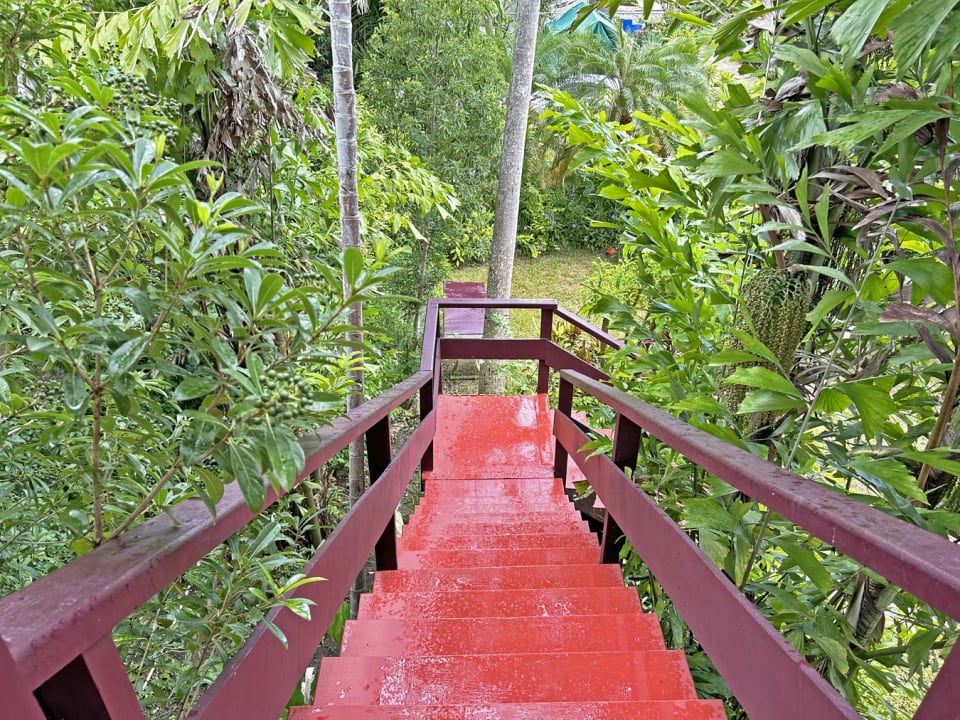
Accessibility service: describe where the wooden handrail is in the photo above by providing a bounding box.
[0,370,432,717]
[9,298,952,720]
[554,368,960,720]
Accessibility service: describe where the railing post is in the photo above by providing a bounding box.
[600,413,642,565]
[419,381,434,484]
[537,306,554,394]
[34,636,146,719]
[553,375,573,483]
[1,639,46,719]
[365,415,397,571]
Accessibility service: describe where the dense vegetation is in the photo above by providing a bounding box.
[1,0,958,718]
[556,1,960,717]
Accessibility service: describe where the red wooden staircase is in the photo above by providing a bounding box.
[290,394,725,719]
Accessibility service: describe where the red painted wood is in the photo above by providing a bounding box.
[426,394,554,480]
[186,413,436,720]
[0,372,430,692]
[294,394,722,720]
[913,643,960,720]
[339,614,667,656]
[34,636,145,720]
[290,700,725,720]
[358,587,642,619]
[314,651,697,705]
[402,516,590,536]
[373,564,623,593]
[442,281,485,337]
[399,532,598,551]
[558,370,960,621]
[0,640,45,719]
[555,412,861,720]
[396,546,602,569]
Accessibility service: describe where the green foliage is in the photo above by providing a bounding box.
[115,508,322,718]
[0,0,90,94]
[542,0,960,711]
[537,25,713,127]
[0,77,389,549]
[360,0,507,220]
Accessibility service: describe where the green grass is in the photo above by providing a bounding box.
[446,247,600,338]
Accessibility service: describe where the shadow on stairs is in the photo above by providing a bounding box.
[290,394,725,720]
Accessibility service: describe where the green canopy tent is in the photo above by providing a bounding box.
[545,2,619,46]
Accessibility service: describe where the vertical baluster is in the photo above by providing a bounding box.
[600,413,642,564]
[366,414,397,571]
[34,636,146,719]
[553,376,573,483]
[1,639,46,719]
[537,306,554,394]
[913,642,960,720]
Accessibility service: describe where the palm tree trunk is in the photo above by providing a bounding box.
[480,0,542,394]
[329,0,365,616]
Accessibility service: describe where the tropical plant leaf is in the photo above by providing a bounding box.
[725,366,801,396]
[886,258,954,306]
[830,0,894,66]
[879,303,957,339]
[837,380,897,438]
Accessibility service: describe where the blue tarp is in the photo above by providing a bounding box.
[546,2,619,46]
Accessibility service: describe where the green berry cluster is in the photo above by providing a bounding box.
[256,368,315,422]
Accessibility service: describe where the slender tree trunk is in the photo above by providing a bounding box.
[329,0,365,616]
[480,0,541,394]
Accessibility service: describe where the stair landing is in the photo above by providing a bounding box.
[291,395,724,719]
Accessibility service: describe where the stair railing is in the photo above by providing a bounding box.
[553,368,960,720]
[3,297,957,720]
[0,372,434,720]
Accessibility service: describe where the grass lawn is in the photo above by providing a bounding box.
[446,247,601,338]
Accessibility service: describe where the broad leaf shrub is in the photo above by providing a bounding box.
[543,6,960,707]
[0,82,388,560]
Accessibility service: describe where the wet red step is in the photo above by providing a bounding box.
[291,701,725,720]
[374,564,626,593]
[314,651,698,705]
[290,394,725,720]
[399,532,597,551]
[358,587,642,620]
[339,615,666,656]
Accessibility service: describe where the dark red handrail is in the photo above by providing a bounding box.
[3,297,955,720]
[553,368,960,720]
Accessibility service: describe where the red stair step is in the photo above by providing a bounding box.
[374,564,626,593]
[427,395,554,480]
[421,478,566,495]
[339,614,667,656]
[415,496,571,511]
[404,513,584,535]
[401,519,590,537]
[290,700,726,720]
[397,546,599,569]
[399,532,597,552]
[358,587,641,619]
[313,651,698,705]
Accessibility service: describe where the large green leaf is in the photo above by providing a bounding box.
[837,380,896,438]
[851,457,927,503]
[778,540,834,594]
[738,390,806,414]
[886,258,954,306]
[892,0,960,78]
[682,498,741,533]
[173,375,220,402]
[229,442,267,511]
[830,0,894,66]
[106,336,149,378]
[725,366,801,397]
[698,150,760,178]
